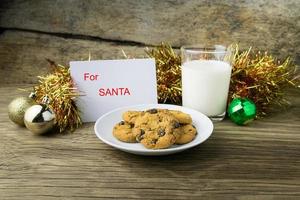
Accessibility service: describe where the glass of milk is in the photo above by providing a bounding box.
[181,45,232,121]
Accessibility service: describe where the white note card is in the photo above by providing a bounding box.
[70,58,157,122]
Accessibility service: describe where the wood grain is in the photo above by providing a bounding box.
[0,0,299,63]
[0,85,299,199]
[0,30,146,85]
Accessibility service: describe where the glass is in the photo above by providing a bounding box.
[181,45,232,121]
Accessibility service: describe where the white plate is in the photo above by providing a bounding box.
[94,104,214,156]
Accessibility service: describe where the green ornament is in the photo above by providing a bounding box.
[228,98,256,125]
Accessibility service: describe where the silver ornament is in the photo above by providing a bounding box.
[24,104,55,134]
[8,95,36,126]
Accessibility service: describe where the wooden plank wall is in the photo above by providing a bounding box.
[0,0,299,84]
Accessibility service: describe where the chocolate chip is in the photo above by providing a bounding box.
[136,129,145,142]
[129,123,134,128]
[119,121,125,125]
[158,129,165,137]
[136,134,144,142]
[151,139,158,144]
[147,108,158,114]
[173,122,180,128]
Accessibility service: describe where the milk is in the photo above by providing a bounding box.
[182,60,232,117]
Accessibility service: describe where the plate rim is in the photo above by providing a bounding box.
[94,104,214,153]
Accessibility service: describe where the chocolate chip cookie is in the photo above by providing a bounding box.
[123,109,192,124]
[140,130,177,149]
[168,110,192,124]
[174,124,197,144]
[122,111,142,124]
[113,121,136,143]
[133,109,180,149]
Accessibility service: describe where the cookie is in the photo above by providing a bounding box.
[174,124,197,144]
[112,121,136,143]
[140,130,177,149]
[153,109,192,124]
[133,109,180,149]
[123,109,192,125]
[168,110,192,124]
[122,111,142,124]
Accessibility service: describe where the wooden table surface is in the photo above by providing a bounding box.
[0,85,299,200]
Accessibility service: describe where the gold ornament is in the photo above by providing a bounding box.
[24,104,55,134]
[8,96,36,126]
[146,43,182,104]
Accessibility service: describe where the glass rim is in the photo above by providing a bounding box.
[181,44,231,54]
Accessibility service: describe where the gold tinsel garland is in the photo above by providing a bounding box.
[229,45,299,115]
[147,43,299,116]
[146,43,182,104]
[34,59,82,132]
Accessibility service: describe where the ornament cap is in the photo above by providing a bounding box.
[42,96,51,105]
[29,92,36,99]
